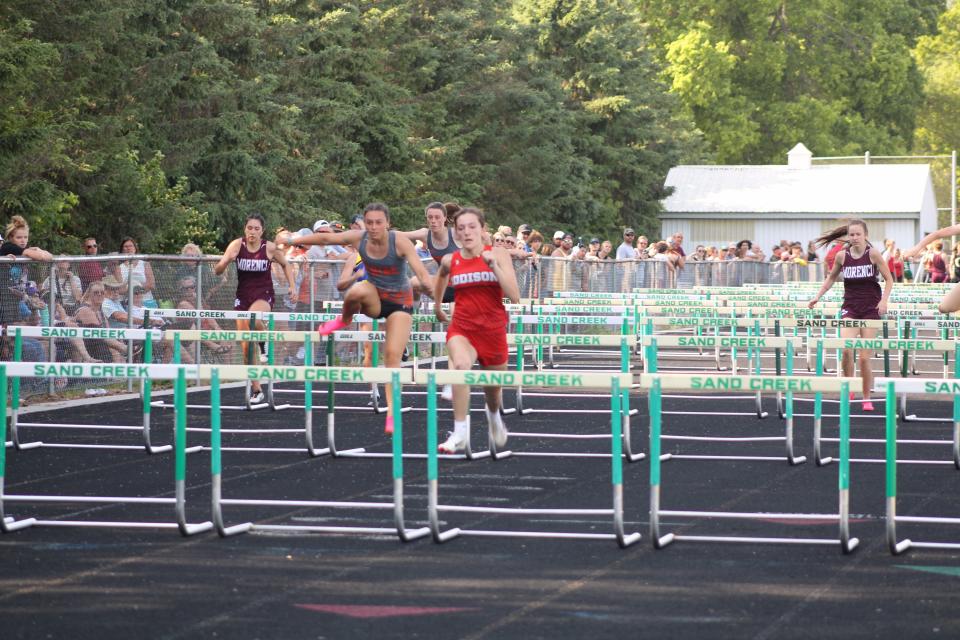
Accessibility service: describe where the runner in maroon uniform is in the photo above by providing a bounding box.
[808,219,893,411]
[433,207,520,453]
[904,223,960,314]
[216,214,296,404]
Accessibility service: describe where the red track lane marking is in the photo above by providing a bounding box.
[295,604,478,619]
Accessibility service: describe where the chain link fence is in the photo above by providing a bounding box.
[1,252,922,399]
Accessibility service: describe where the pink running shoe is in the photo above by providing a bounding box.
[849,392,856,401]
[384,415,394,436]
[862,401,875,412]
[317,317,349,336]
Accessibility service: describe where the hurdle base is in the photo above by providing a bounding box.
[619,532,642,548]
[14,441,43,451]
[904,414,952,423]
[891,539,913,554]
[788,455,807,466]
[816,455,835,467]
[843,537,860,554]
[219,522,254,537]
[653,532,676,549]
[180,521,215,536]
[434,527,462,543]
[0,516,37,532]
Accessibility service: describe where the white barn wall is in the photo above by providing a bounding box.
[755,220,820,257]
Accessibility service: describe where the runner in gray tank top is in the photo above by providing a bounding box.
[279,202,434,435]
[401,201,460,304]
[808,219,893,411]
[904,222,960,315]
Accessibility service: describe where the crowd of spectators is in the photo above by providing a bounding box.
[4,210,960,389]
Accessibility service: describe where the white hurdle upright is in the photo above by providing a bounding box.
[0,363,212,535]
[420,369,641,547]
[644,373,859,553]
[206,367,429,541]
[879,378,960,554]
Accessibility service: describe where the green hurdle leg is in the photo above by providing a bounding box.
[885,380,910,554]
[427,373,460,543]
[813,339,831,466]
[0,365,37,532]
[302,334,327,457]
[210,368,252,537]
[620,338,643,462]
[391,371,429,543]
[140,336,171,454]
[784,341,805,465]
[649,378,673,548]
[611,378,641,547]
[838,382,858,553]
[954,344,960,470]
[174,367,213,536]
[7,330,39,450]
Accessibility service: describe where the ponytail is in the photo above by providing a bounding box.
[814,219,868,249]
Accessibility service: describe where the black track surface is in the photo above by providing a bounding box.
[3,356,960,639]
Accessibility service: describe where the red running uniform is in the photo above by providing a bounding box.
[447,247,508,366]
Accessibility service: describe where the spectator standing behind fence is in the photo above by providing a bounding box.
[806,241,820,263]
[118,237,158,308]
[0,216,53,367]
[616,228,636,260]
[178,242,230,309]
[77,236,104,291]
[925,241,949,283]
[887,248,905,283]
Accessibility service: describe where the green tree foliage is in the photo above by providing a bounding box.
[641,0,939,163]
[0,1,951,251]
[914,2,960,155]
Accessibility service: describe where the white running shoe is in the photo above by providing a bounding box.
[486,408,508,448]
[440,384,453,402]
[250,390,266,404]
[438,431,467,454]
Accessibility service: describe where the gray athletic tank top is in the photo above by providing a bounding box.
[358,231,414,305]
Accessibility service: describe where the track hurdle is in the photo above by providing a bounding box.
[419,369,641,547]
[206,367,429,541]
[0,363,212,535]
[879,378,960,554]
[811,338,960,467]
[3,326,185,454]
[643,334,805,423]
[643,373,859,553]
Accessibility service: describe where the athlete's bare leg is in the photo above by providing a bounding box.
[939,282,960,314]
[381,310,412,428]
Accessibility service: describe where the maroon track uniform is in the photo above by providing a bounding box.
[234,240,274,310]
[840,245,881,320]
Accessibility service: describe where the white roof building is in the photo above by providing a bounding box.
[661,144,938,256]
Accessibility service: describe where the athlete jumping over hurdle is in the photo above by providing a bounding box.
[808,219,893,411]
[215,213,297,405]
[903,223,960,314]
[433,207,520,453]
[279,203,435,435]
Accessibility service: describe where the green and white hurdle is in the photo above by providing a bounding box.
[878,378,960,554]
[812,338,960,467]
[418,369,641,547]
[3,326,185,455]
[643,373,859,553]
[205,366,429,541]
[0,363,212,535]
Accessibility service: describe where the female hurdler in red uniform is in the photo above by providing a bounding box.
[432,207,520,453]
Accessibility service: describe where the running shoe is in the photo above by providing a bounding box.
[862,401,875,412]
[384,414,395,436]
[438,431,467,454]
[250,390,266,404]
[402,347,409,362]
[486,408,508,448]
[440,384,453,402]
[317,317,348,336]
[258,342,268,364]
